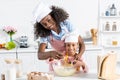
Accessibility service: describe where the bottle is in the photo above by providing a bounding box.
[14,59,22,78]
[105,5,110,16]
[4,59,16,80]
[1,74,5,80]
[105,22,110,31]
[110,4,117,16]
[105,11,110,16]
[112,22,117,31]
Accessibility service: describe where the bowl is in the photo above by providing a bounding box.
[52,60,76,77]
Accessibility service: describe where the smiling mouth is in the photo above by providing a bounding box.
[49,26,53,29]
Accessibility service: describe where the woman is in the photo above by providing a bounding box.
[33,2,85,60]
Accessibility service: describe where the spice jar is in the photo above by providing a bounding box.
[112,22,117,31]
[105,22,110,31]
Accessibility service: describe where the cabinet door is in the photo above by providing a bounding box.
[83,50,101,72]
[35,60,49,72]
[18,53,36,74]
[34,53,49,72]
[0,53,16,74]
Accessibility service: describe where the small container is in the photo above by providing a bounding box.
[14,59,22,78]
[4,59,16,80]
[112,22,117,31]
[111,37,118,46]
[105,22,110,31]
[112,41,118,46]
[105,11,110,16]
[110,4,117,16]
[1,74,5,80]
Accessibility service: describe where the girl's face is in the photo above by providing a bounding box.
[65,42,78,56]
[40,14,56,30]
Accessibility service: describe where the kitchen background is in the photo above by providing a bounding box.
[0,0,120,45]
[0,0,120,79]
[0,0,98,44]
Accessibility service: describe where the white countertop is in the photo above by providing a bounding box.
[0,45,102,53]
[17,63,120,80]
[16,70,98,80]
[16,68,120,80]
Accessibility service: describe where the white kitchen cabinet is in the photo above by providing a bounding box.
[16,53,49,73]
[17,53,36,74]
[83,50,102,73]
[0,53,16,74]
[35,59,49,72]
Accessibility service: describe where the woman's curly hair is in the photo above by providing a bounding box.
[34,6,69,38]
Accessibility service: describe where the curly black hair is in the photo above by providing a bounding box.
[34,6,69,38]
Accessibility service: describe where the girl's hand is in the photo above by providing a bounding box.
[73,60,80,68]
[73,60,88,73]
[73,60,80,71]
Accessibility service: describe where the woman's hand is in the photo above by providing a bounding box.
[74,54,82,61]
[50,51,63,59]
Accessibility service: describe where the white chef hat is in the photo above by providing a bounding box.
[33,2,52,23]
[64,32,79,43]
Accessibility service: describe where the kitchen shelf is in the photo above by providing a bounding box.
[100,31,120,33]
[103,45,120,49]
[98,0,120,49]
[100,16,120,19]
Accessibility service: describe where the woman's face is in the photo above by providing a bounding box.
[40,14,56,30]
[65,42,78,56]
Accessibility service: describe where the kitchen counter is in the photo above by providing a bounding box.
[17,66,120,80]
[0,44,102,53]
[54,71,98,80]
[16,70,98,80]
[16,64,120,80]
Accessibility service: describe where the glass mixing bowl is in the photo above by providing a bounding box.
[52,60,76,77]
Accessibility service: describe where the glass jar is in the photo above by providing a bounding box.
[14,59,22,78]
[112,22,117,31]
[110,4,117,16]
[111,37,118,46]
[105,22,110,31]
[4,59,16,80]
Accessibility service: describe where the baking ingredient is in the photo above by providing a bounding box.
[54,65,76,76]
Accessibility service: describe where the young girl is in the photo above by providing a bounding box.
[62,32,88,73]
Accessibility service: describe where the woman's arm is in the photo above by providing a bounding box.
[77,35,85,59]
[38,43,50,60]
[38,43,63,60]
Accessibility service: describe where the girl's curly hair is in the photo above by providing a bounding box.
[34,6,69,38]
